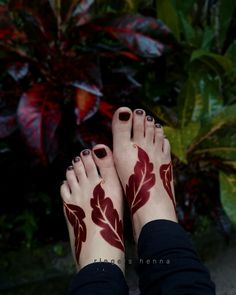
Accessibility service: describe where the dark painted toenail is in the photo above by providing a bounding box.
[155,123,162,128]
[67,166,73,170]
[135,109,144,115]
[74,156,80,162]
[94,148,107,159]
[147,115,154,121]
[82,149,90,156]
[119,112,130,121]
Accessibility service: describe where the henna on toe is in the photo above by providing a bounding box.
[60,145,125,272]
[112,107,177,241]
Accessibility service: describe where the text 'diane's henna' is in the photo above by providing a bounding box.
[64,202,87,263]
[90,183,124,252]
[126,146,156,215]
[160,162,176,208]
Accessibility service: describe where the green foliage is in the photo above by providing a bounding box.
[220,172,236,227]
[148,0,236,228]
[15,210,38,248]
[0,0,236,248]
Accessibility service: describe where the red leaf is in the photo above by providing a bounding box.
[119,51,140,61]
[64,202,87,263]
[90,183,124,252]
[9,0,57,41]
[74,88,100,124]
[0,114,17,138]
[126,146,156,215]
[160,162,176,208]
[17,83,62,164]
[99,101,116,119]
[96,15,175,57]
[72,0,94,17]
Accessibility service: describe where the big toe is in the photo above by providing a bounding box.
[92,144,118,181]
[112,107,132,146]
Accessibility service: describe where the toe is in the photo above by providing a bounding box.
[163,137,171,156]
[73,156,87,183]
[145,115,155,143]
[60,181,71,201]
[154,123,164,152]
[80,149,99,179]
[133,109,145,142]
[66,166,79,191]
[112,107,132,145]
[92,144,118,180]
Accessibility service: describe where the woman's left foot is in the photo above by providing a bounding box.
[60,145,125,272]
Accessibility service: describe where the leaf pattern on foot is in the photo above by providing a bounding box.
[126,146,156,215]
[90,183,124,252]
[160,162,176,208]
[64,203,87,263]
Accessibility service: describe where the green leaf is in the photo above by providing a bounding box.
[172,0,195,15]
[189,105,236,154]
[201,26,215,50]
[191,49,232,72]
[193,125,236,161]
[218,0,236,48]
[145,104,177,127]
[178,11,195,43]
[156,0,180,41]
[220,172,236,226]
[193,70,223,119]
[165,122,200,163]
[177,78,196,128]
[225,40,236,68]
[178,67,223,127]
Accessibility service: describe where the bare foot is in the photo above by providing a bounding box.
[112,107,177,241]
[60,145,125,272]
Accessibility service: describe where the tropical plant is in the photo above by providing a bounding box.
[0,0,236,242]
[0,0,175,164]
[144,0,236,232]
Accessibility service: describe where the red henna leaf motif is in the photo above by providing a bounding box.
[126,146,155,216]
[90,184,124,252]
[160,162,176,208]
[64,203,86,263]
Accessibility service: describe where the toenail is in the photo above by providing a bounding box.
[147,115,154,121]
[74,156,80,162]
[94,148,107,159]
[119,112,131,121]
[155,123,162,128]
[135,109,144,115]
[82,149,90,156]
[67,166,73,170]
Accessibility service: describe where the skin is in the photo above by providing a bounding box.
[60,145,125,272]
[60,107,177,272]
[112,107,177,242]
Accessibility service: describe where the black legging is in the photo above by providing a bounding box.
[69,220,215,295]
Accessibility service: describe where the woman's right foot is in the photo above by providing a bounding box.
[60,144,125,272]
[112,107,177,241]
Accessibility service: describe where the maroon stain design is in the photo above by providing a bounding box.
[126,146,156,215]
[160,162,176,208]
[64,202,87,263]
[90,183,124,252]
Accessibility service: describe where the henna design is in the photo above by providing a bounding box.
[64,202,87,263]
[126,146,156,215]
[90,183,124,252]
[160,162,176,208]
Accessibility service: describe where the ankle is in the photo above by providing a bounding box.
[132,201,177,242]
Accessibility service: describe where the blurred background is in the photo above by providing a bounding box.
[0,0,236,294]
